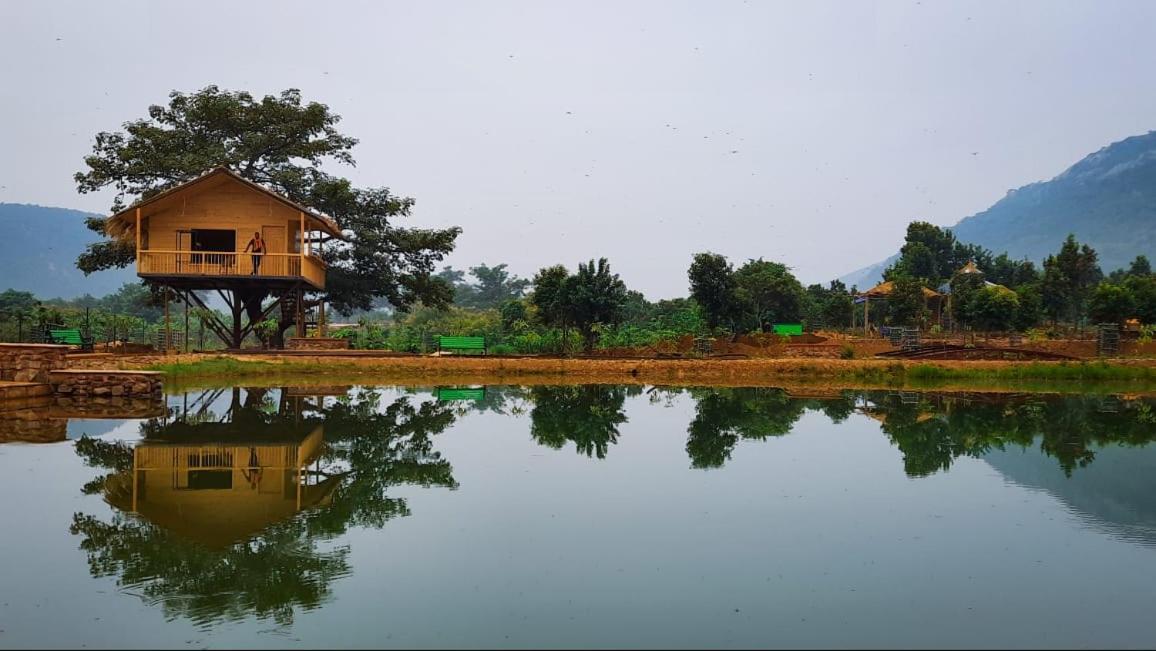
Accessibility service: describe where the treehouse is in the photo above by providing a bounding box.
[104,167,345,347]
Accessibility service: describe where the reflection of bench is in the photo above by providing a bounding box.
[437,387,486,401]
[437,335,486,355]
[49,328,94,352]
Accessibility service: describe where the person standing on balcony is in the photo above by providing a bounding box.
[243,231,265,275]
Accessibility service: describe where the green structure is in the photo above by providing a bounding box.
[771,323,804,336]
[436,387,487,402]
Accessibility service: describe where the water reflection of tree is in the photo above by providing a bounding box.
[70,388,459,626]
[685,388,808,468]
[528,385,634,458]
[864,393,1156,477]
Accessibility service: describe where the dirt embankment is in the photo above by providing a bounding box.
[64,351,1156,396]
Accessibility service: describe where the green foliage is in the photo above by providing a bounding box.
[987,253,1040,289]
[529,259,628,352]
[529,385,630,459]
[569,258,628,351]
[1122,274,1156,324]
[884,221,995,287]
[529,265,573,330]
[732,258,804,333]
[74,85,459,333]
[1041,234,1103,325]
[499,299,528,330]
[1012,283,1045,331]
[885,274,930,327]
[802,280,853,330]
[71,388,458,625]
[439,263,530,309]
[1089,282,1137,325]
[969,285,1020,331]
[949,268,987,327]
[688,252,739,332]
[685,388,805,468]
[0,288,40,318]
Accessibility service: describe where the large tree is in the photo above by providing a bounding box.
[732,258,804,332]
[688,252,739,332]
[440,263,531,310]
[886,274,930,327]
[528,259,628,352]
[74,86,460,346]
[1041,234,1102,326]
[568,258,629,351]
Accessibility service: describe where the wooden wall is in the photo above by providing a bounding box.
[142,177,300,253]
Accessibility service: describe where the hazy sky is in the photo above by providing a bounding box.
[3,0,1156,298]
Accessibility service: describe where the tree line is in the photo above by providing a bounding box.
[881,220,1156,332]
[62,85,1156,349]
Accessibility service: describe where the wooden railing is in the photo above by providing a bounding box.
[138,250,325,288]
[302,254,326,289]
[134,444,300,471]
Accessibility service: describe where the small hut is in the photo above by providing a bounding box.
[854,279,943,334]
[103,167,345,348]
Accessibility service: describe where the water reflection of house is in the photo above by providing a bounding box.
[106,391,342,548]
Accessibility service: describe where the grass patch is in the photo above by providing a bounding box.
[904,361,1156,383]
[146,354,1156,396]
[151,356,292,377]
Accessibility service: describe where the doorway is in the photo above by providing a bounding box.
[262,225,286,276]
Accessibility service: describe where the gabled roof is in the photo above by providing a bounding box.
[104,166,344,240]
[957,260,983,275]
[859,280,941,299]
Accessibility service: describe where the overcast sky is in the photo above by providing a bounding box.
[3,0,1155,298]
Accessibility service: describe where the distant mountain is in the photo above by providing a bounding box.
[0,203,133,298]
[840,131,1156,287]
[985,444,1156,548]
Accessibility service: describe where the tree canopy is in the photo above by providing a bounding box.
[73,86,460,339]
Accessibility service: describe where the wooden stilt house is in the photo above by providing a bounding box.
[103,167,345,348]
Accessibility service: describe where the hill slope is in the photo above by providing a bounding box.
[841,131,1156,287]
[0,203,133,298]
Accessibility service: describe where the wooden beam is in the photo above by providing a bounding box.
[163,286,171,354]
[135,208,141,272]
[183,291,232,346]
[238,297,287,343]
[216,288,235,312]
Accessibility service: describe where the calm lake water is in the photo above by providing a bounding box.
[2,384,1156,649]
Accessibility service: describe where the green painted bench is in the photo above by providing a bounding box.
[771,323,804,336]
[49,328,95,352]
[437,335,486,355]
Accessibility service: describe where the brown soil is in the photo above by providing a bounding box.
[69,351,1156,399]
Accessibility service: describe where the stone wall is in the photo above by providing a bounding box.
[287,337,350,350]
[0,411,67,443]
[49,370,164,398]
[0,343,69,383]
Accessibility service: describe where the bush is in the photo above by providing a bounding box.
[839,344,856,359]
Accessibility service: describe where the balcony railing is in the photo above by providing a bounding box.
[138,250,326,289]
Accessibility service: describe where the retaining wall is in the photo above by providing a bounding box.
[287,337,350,351]
[49,370,164,398]
[0,343,69,383]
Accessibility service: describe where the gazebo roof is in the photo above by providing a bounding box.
[104,167,345,240]
[859,280,941,299]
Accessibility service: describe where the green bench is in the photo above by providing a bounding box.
[771,323,804,336]
[48,328,95,352]
[437,335,486,355]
